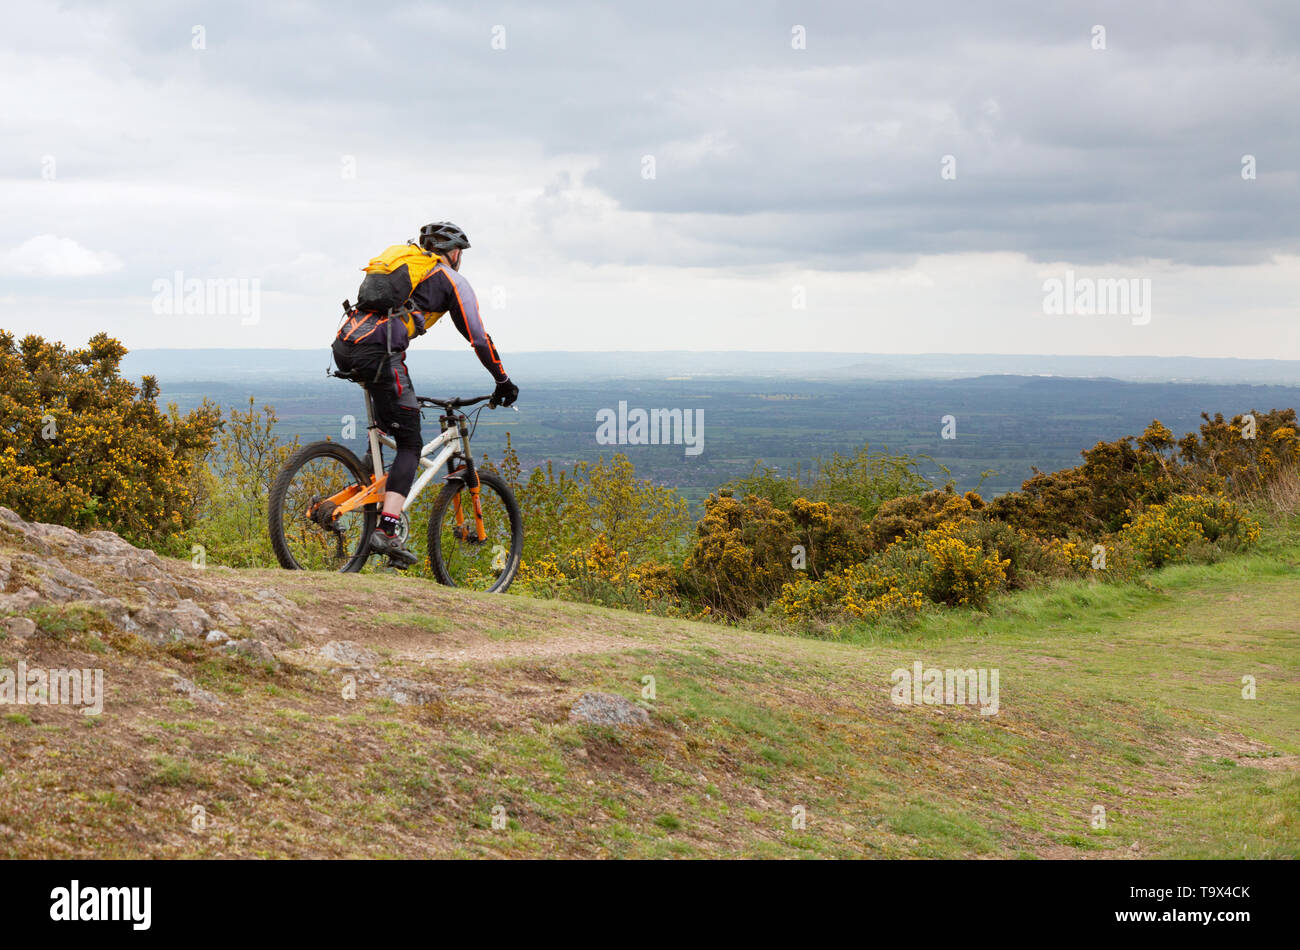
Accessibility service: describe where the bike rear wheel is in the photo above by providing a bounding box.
[269,441,377,572]
[426,471,522,592]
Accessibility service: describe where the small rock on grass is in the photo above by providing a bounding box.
[86,597,136,631]
[207,601,242,628]
[319,640,378,669]
[223,638,278,666]
[170,676,225,707]
[569,692,650,728]
[252,588,296,610]
[0,589,40,613]
[372,677,440,706]
[4,616,37,638]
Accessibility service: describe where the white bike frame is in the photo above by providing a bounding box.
[363,390,471,513]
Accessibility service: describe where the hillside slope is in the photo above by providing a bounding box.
[0,507,1296,858]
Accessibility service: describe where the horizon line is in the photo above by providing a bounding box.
[117,349,1300,363]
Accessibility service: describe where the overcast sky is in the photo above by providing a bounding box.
[2,0,1298,359]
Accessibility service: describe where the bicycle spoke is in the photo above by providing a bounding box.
[432,480,518,591]
[278,456,369,570]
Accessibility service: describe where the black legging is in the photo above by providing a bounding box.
[333,340,425,497]
[384,417,423,496]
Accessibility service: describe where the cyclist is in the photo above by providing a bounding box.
[332,221,519,567]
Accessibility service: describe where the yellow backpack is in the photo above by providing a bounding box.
[355,242,443,315]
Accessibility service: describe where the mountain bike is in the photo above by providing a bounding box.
[268,389,522,592]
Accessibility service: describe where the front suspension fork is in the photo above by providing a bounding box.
[442,414,487,543]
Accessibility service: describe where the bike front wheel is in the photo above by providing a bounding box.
[426,471,522,592]
[269,441,377,573]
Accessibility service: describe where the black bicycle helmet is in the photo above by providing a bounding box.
[418,221,471,253]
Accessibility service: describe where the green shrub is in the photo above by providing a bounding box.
[679,492,798,619]
[0,331,221,543]
[1120,494,1262,568]
[987,422,1182,536]
[916,523,1010,608]
[867,488,976,550]
[486,443,691,567]
[725,443,930,520]
[514,536,690,615]
[185,398,299,567]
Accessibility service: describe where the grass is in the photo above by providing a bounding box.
[0,517,1296,858]
[148,755,196,788]
[23,603,105,641]
[374,611,451,634]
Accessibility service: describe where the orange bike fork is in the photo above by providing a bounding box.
[451,484,487,541]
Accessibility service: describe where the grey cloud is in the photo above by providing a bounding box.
[2,0,1298,279]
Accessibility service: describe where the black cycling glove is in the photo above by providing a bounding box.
[491,378,519,407]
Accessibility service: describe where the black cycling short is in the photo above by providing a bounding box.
[332,340,423,494]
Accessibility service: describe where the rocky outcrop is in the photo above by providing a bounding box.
[0,506,308,661]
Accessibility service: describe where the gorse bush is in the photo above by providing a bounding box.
[1120,493,1262,568]
[488,439,696,615]
[956,519,1088,589]
[513,536,689,615]
[917,523,1010,607]
[675,415,1279,628]
[0,331,221,544]
[1177,409,1300,497]
[986,421,1183,535]
[777,517,1013,625]
[988,414,1299,537]
[679,492,799,619]
[787,497,872,577]
[675,488,895,619]
[867,487,980,550]
[777,562,925,627]
[1162,493,1260,545]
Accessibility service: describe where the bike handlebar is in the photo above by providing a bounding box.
[417,394,494,410]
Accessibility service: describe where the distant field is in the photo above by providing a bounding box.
[147,371,1300,503]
